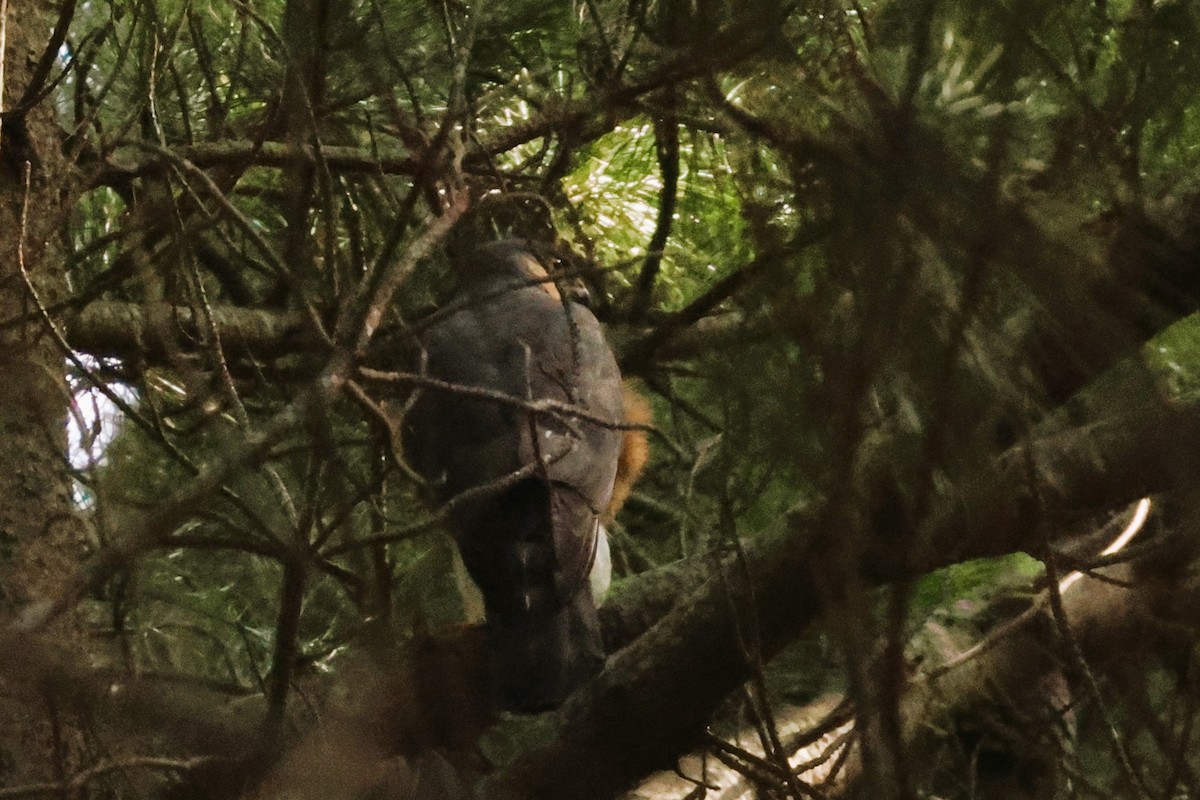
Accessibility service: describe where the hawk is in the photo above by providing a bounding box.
[401,240,626,712]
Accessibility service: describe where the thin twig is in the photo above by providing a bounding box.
[1043,546,1152,798]
[359,366,647,434]
[352,190,469,355]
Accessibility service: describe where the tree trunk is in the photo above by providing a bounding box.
[0,0,85,783]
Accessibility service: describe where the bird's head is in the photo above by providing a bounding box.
[462,240,591,306]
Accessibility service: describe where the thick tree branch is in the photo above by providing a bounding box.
[0,629,264,758]
[833,507,1200,798]
[484,398,1200,800]
[64,300,310,359]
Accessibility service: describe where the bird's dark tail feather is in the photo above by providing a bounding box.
[488,586,605,713]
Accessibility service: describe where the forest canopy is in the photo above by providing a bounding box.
[2,0,1200,798]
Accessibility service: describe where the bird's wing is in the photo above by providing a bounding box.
[398,277,623,712]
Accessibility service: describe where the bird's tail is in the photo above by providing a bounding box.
[487,586,605,713]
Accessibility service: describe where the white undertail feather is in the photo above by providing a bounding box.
[590,525,612,602]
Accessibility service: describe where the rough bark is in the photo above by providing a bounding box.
[0,0,86,782]
[64,301,310,360]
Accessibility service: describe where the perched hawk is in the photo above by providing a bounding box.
[401,240,625,712]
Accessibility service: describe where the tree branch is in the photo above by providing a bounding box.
[64,300,310,359]
[484,398,1200,800]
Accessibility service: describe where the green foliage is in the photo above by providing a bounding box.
[44,0,1200,792]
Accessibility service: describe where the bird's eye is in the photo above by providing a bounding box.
[565,280,592,308]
